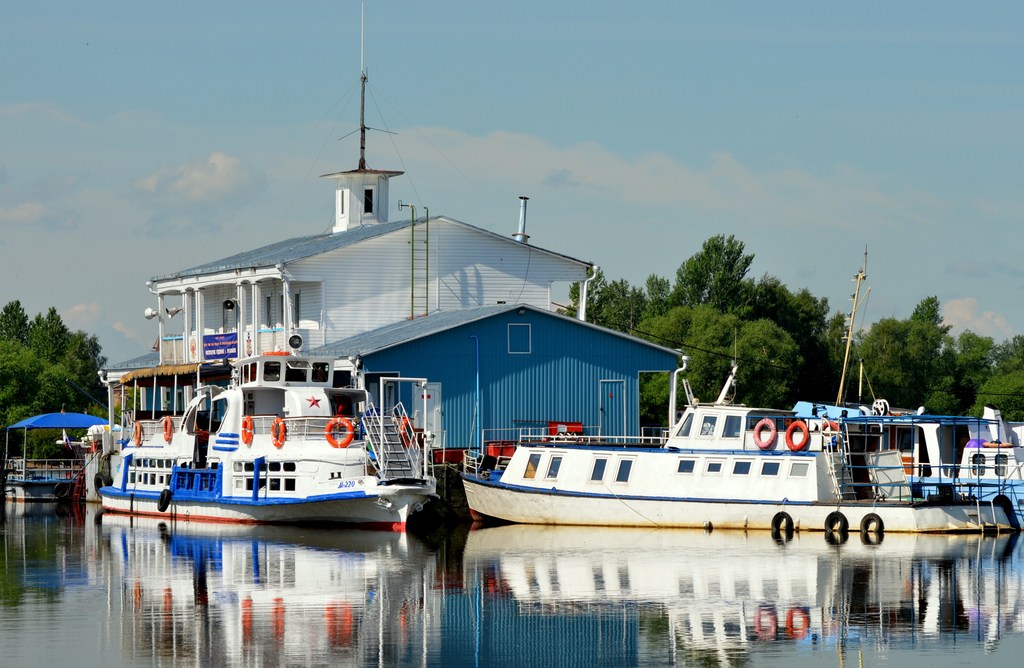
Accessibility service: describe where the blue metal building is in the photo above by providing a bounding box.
[313,303,680,450]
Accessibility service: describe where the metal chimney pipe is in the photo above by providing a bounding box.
[513,196,530,243]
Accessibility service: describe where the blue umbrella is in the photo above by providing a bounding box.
[7,413,107,430]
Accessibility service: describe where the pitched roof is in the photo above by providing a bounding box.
[310,304,680,359]
[153,216,590,282]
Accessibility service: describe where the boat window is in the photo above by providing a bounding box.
[896,427,914,453]
[996,454,1008,477]
[284,462,296,472]
[615,459,633,483]
[676,414,694,438]
[761,461,780,476]
[312,363,330,383]
[264,362,281,381]
[285,479,296,491]
[789,462,810,477]
[732,461,751,475]
[546,456,563,479]
[706,460,723,474]
[285,360,309,382]
[677,459,695,474]
[723,416,741,439]
[699,415,718,437]
[971,453,985,477]
[591,458,607,482]
[524,453,542,479]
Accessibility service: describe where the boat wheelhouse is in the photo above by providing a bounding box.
[462,365,1013,536]
[99,353,435,529]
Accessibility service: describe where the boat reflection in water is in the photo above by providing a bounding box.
[460,526,1021,665]
[100,514,439,666]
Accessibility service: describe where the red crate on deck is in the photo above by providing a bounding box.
[547,421,583,436]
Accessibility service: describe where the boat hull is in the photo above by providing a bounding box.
[99,483,435,530]
[462,475,1010,533]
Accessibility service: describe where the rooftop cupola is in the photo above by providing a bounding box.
[321,68,402,233]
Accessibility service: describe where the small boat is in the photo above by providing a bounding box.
[462,364,1014,535]
[99,353,436,530]
[4,458,82,503]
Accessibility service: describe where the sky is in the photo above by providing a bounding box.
[3,2,1024,366]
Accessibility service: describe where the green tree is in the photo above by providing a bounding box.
[0,340,44,427]
[972,371,1024,421]
[28,307,70,364]
[0,300,30,345]
[671,234,754,313]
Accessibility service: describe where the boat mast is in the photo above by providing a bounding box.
[836,249,869,405]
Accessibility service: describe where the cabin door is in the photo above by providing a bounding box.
[599,379,627,437]
[421,383,443,447]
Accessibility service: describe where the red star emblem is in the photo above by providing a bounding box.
[307,396,321,408]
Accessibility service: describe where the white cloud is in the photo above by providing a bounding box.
[0,103,90,128]
[111,321,140,341]
[134,152,253,205]
[63,302,101,330]
[943,297,1013,338]
[0,201,51,225]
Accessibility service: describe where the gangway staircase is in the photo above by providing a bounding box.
[362,403,423,482]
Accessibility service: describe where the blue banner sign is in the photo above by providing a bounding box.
[203,332,238,360]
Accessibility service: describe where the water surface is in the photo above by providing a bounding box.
[1,504,1021,666]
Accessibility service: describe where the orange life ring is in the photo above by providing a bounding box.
[162,416,174,444]
[399,417,413,448]
[785,607,810,639]
[326,417,355,448]
[753,418,777,449]
[133,421,143,446]
[754,605,778,641]
[271,418,287,448]
[241,416,255,446]
[785,420,809,452]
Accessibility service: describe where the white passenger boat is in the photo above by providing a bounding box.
[462,365,1014,535]
[99,353,436,530]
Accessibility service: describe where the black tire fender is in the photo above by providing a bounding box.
[157,488,173,513]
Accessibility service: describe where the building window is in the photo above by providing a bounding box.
[293,292,301,326]
[591,458,607,482]
[508,324,531,354]
[677,459,695,474]
[364,188,374,214]
[761,461,781,476]
[265,295,273,328]
[524,453,542,479]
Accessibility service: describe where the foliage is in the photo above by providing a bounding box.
[566,238,1013,421]
[0,301,107,458]
[972,371,1024,421]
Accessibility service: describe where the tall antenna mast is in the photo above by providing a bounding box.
[836,247,869,405]
[358,1,368,170]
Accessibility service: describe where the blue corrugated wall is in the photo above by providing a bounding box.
[360,310,678,448]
